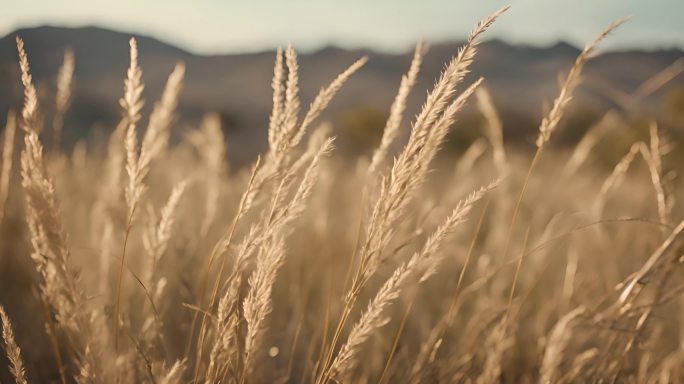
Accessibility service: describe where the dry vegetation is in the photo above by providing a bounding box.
[1,7,684,383]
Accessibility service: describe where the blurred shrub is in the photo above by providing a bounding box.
[337,107,387,155]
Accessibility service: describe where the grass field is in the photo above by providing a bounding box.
[1,7,684,383]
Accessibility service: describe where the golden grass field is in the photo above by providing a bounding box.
[1,7,684,383]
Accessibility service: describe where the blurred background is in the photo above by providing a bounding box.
[0,0,683,163]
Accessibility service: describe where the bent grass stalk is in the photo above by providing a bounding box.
[502,19,627,263]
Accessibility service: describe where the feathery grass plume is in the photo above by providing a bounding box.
[1,305,28,384]
[272,54,366,161]
[356,77,484,294]
[140,62,185,166]
[539,307,586,384]
[243,51,364,218]
[296,62,367,152]
[236,58,360,240]
[327,182,497,381]
[243,137,334,305]
[122,38,146,219]
[502,19,628,266]
[536,18,628,148]
[426,78,484,156]
[281,45,301,150]
[265,44,300,159]
[0,110,17,222]
[355,10,503,274]
[187,114,226,236]
[267,47,285,151]
[204,138,334,382]
[143,180,187,276]
[328,255,414,381]
[53,49,74,152]
[16,37,39,132]
[205,282,241,382]
[116,37,145,349]
[206,64,363,333]
[200,138,332,373]
[475,86,507,177]
[17,36,102,381]
[241,236,286,381]
[416,180,500,282]
[238,140,332,370]
[401,7,508,153]
[368,41,427,177]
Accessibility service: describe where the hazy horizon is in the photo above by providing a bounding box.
[10,23,682,56]
[2,0,683,54]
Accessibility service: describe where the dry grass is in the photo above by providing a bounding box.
[1,305,28,384]
[1,8,684,384]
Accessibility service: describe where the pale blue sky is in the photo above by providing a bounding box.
[2,0,683,53]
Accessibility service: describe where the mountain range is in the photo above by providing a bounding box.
[1,26,682,162]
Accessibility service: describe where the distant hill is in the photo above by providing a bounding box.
[1,26,683,162]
